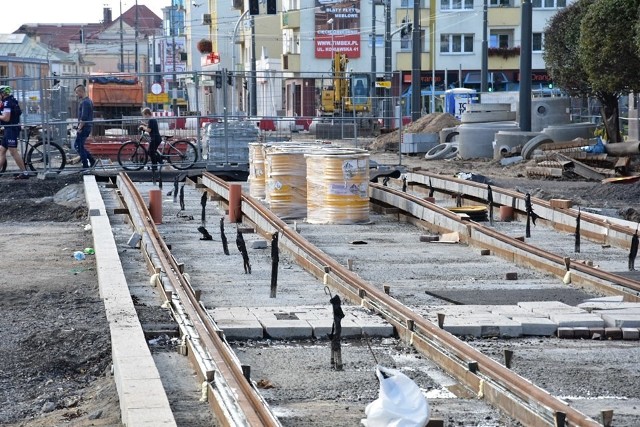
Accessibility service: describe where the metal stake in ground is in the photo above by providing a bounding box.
[487,184,494,225]
[329,294,345,370]
[525,193,539,238]
[270,231,279,298]
[172,175,179,202]
[236,228,251,274]
[179,185,185,211]
[402,175,407,192]
[575,207,581,253]
[200,192,207,226]
[629,224,639,271]
[220,217,230,255]
[428,178,434,198]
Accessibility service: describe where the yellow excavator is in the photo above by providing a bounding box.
[320,52,372,116]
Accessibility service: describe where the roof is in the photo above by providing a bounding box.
[0,33,75,63]
[121,4,163,36]
[12,5,161,52]
[14,23,104,53]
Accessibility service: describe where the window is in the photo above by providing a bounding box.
[401,0,421,6]
[532,33,543,52]
[532,0,565,8]
[441,0,474,11]
[490,30,513,48]
[440,34,474,53]
[489,0,511,5]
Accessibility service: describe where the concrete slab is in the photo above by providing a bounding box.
[578,301,640,312]
[491,305,542,318]
[216,319,264,340]
[550,313,605,328]
[442,314,522,337]
[259,317,313,339]
[600,314,640,328]
[510,316,557,336]
[622,328,640,340]
[518,301,586,316]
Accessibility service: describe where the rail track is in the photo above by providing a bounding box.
[102,170,640,426]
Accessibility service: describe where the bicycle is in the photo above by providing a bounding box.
[117,131,198,171]
[0,125,67,174]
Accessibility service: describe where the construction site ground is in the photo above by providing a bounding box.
[2,134,640,426]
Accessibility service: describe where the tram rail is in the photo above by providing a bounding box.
[197,171,603,427]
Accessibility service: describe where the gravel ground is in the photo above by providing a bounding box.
[1,147,639,426]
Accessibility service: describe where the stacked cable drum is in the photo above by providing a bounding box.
[265,145,316,219]
[248,143,266,199]
[305,148,370,224]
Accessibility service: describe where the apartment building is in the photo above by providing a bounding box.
[273,0,566,116]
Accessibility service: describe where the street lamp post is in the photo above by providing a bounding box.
[232,9,250,116]
[327,18,334,57]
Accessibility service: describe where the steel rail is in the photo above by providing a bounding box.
[116,173,280,427]
[407,170,637,250]
[372,182,640,301]
[199,172,601,427]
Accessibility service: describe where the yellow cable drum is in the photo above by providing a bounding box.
[305,148,370,224]
[248,143,266,199]
[265,145,318,219]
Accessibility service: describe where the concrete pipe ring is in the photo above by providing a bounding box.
[443,144,459,159]
[444,131,459,143]
[521,134,554,160]
[425,143,455,160]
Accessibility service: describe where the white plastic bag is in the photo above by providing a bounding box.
[361,365,430,427]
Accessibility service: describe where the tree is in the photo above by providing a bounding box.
[544,0,640,142]
[543,0,593,97]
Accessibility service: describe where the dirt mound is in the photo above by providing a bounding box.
[368,113,460,152]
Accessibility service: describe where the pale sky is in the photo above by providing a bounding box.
[9,0,170,33]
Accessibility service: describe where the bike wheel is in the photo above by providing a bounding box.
[118,141,147,171]
[164,140,198,170]
[26,142,66,173]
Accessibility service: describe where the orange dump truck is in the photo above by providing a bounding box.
[87,75,144,120]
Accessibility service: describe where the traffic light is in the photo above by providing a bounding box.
[266,0,276,14]
[227,71,233,86]
[52,72,60,86]
[215,72,222,89]
[401,20,412,38]
[249,0,259,15]
[548,83,553,89]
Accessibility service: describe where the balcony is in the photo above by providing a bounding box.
[281,10,300,29]
[488,7,520,26]
[396,52,430,70]
[282,53,301,71]
[488,47,520,69]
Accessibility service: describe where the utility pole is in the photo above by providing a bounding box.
[371,1,377,117]
[481,0,488,93]
[119,0,124,72]
[135,0,139,73]
[410,0,421,121]
[519,0,532,131]
[250,16,257,117]
[384,0,391,129]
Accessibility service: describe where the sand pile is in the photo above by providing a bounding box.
[368,113,460,152]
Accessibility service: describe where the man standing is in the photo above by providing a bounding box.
[0,86,29,179]
[74,84,95,169]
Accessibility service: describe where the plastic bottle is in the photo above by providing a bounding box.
[73,251,86,261]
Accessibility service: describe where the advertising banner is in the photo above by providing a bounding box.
[315,0,361,59]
